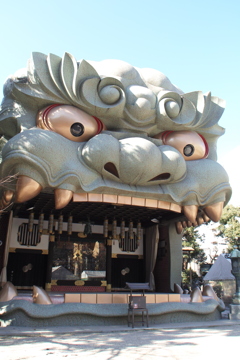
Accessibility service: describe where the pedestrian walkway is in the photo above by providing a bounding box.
[1,318,240,336]
[1,318,240,360]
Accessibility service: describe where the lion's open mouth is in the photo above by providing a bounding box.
[0,174,225,234]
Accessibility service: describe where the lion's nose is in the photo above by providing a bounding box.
[81,134,186,185]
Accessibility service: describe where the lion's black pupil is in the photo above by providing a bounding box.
[183,144,194,157]
[70,122,84,137]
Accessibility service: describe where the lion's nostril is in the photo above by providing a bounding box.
[104,162,119,178]
[149,173,170,181]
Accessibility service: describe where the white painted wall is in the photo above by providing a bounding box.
[10,218,49,250]
[111,227,143,255]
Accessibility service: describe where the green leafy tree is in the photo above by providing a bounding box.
[216,205,240,252]
[182,226,207,265]
[182,226,207,287]
[181,269,199,285]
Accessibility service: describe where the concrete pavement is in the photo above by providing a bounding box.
[1,319,240,360]
[1,317,240,336]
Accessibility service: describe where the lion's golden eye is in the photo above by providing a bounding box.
[36,105,105,142]
[154,130,209,161]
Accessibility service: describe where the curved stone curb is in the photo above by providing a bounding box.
[0,299,224,327]
[0,299,224,318]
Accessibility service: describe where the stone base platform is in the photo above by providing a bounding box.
[0,299,225,327]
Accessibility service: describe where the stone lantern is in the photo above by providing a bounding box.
[229,246,240,319]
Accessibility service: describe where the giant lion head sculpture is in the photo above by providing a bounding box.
[0,52,232,232]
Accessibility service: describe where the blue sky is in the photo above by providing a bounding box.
[0,0,239,205]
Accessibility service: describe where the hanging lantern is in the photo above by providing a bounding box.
[48,214,54,234]
[58,214,63,234]
[129,220,134,240]
[112,219,117,239]
[67,215,73,235]
[137,221,141,241]
[103,218,108,238]
[120,219,125,239]
[28,212,34,232]
[38,213,44,233]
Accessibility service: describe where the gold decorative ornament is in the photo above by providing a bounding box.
[137,221,141,241]
[38,213,44,233]
[50,279,58,286]
[45,283,51,291]
[112,219,117,239]
[49,235,55,242]
[28,212,34,232]
[48,214,54,234]
[104,218,108,238]
[129,220,134,240]
[78,232,87,238]
[75,280,85,286]
[120,220,125,237]
[67,215,73,235]
[58,214,63,234]
[106,284,112,291]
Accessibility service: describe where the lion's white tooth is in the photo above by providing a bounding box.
[3,190,14,203]
[175,221,183,234]
[203,202,224,222]
[202,213,210,223]
[197,216,204,226]
[15,176,42,203]
[55,189,73,209]
[182,205,198,223]
[182,221,187,228]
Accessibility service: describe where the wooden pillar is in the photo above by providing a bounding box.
[106,239,112,292]
[0,212,11,286]
[45,234,55,291]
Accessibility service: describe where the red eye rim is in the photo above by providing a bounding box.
[161,131,173,143]
[93,116,104,134]
[41,105,104,135]
[198,134,209,158]
[161,131,209,159]
[42,104,60,130]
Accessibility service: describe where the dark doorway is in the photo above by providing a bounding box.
[7,251,48,289]
[154,225,171,292]
[111,256,144,289]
